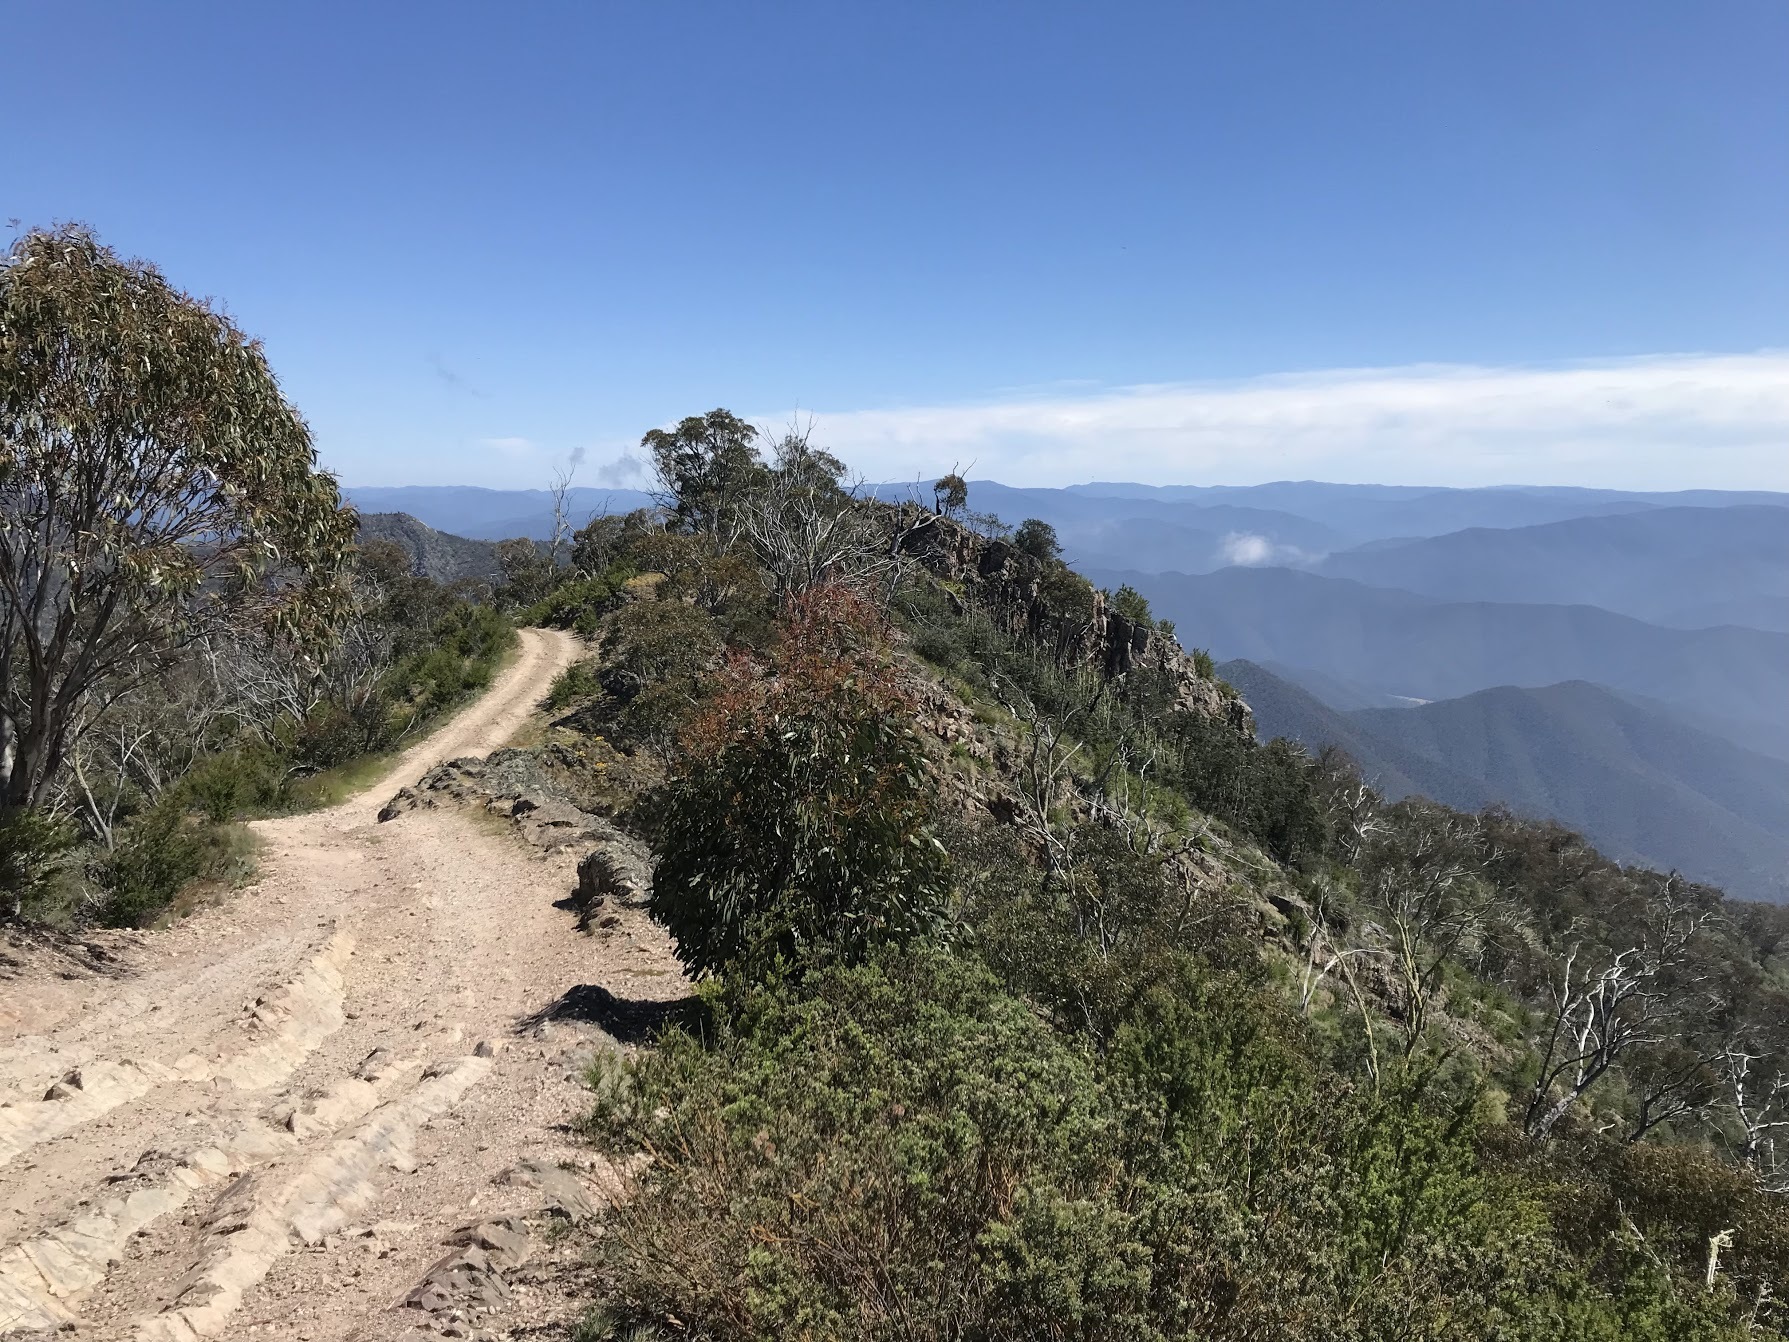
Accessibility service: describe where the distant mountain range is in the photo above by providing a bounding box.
[351,478,1788,551]
[1063,480,1789,543]
[1099,566,1789,735]
[1222,661,1789,903]
[345,486,656,542]
[1319,505,1789,632]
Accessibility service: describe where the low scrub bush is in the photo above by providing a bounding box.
[522,572,630,637]
[0,808,76,921]
[180,744,289,822]
[91,800,256,927]
[583,948,1116,1339]
[545,657,605,711]
[582,942,1751,1341]
[648,586,951,979]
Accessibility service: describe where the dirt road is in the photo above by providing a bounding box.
[0,628,681,1340]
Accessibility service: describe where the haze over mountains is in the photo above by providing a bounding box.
[348,477,1789,900]
[1319,506,1789,631]
[1222,663,1789,902]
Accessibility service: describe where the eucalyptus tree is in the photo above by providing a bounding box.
[643,408,764,539]
[0,226,355,884]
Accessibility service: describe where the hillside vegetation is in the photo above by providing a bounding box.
[357,510,505,584]
[7,227,1789,1338]
[440,412,1789,1341]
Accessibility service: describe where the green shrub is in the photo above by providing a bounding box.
[1155,710,1326,865]
[90,800,255,927]
[522,572,628,632]
[1011,517,1062,564]
[288,700,381,771]
[912,622,967,670]
[583,939,1750,1342]
[649,586,951,979]
[602,600,723,696]
[1111,582,1152,627]
[583,947,1118,1340]
[0,807,75,920]
[180,743,288,821]
[545,658,605,711]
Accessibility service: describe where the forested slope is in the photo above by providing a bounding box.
[463,417,1789,1341]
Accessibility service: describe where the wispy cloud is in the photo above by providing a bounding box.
[797,352,1789,489]
[594,451,648,487]
[1221,532,1294,567]
[480,435,537,459]
[427,352,487,397]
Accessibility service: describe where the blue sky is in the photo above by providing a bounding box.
[5,1,1787,489]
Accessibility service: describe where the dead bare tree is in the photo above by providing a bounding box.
[991,673,1093,893]
[1524,881,1709,1140]
[1295,878,1375,1011]
[546,464,577,570]
[736,422,914,606]
[1360,807,1496,1057]
[1312,744,1389,865]
[1723,1044,1789,1191]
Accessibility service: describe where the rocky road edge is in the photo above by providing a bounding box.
[379,749,655,929]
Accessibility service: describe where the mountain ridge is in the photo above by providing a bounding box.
[1224,661,1789,902]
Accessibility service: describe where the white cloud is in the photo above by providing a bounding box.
[480,436,537,459]
[795,352,1789,490]
[1220,533,1276,566]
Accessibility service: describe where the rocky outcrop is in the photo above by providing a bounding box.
[889,506,1253,739]
[379,748,657,925]
[399,1162,611,1337]
[572,847,651,931]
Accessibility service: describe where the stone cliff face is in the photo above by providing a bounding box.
[887,506,1254,739]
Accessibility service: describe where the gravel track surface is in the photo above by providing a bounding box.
[1,629,680,1340]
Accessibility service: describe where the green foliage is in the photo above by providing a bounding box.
[546,658,605,711]
[648,587,951,979]
[1011,517,1062,564]
[1161,710,1327,864]
[1110,582,1152,627]
[600,600,725,746]
[572,509,660,577]
[643,409,765,536]
[522,571,630,637]
[493,536,556,608]
[0,225,356,820]
[282,600,513,774]
[0,807,75,920]
[547,436,1778,1339]
[584,947,1116,1339]
[1191,646,1216,679]
[179,744,288,823]
[1037,565,1098,625]
[91,799,256,928]
[933,472,968,516]
[587,938,1755,1341]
